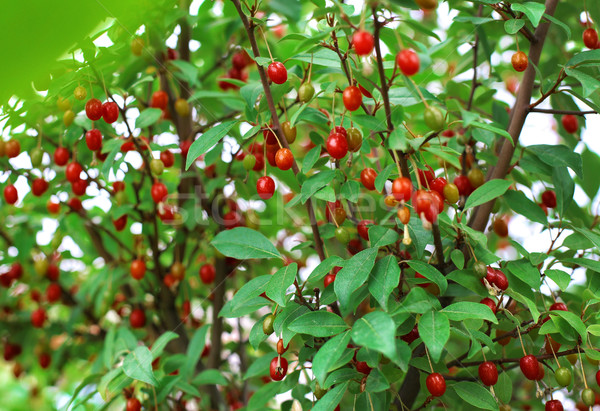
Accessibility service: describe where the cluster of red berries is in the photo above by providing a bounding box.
[220,51,252,90]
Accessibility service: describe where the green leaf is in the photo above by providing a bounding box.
[543,13,570,38]
[334,248,378,314]
[406,260,448,295]
[375,164,395,193]
[512,2,546,27]
[135,108,162,129]
[470,121,513,143]
[313,331,351,385]
[307,255,345,283]
[181,325,209,379]
[151,331,179,360]
[185,120,237,169]
[351,311,398,361]
[244,354,274,380]
[312,381,348,411]
[453,381,499,410]
[503,190,548,225]
[504,19,525,35]
[527,145,583,178]
[565,67,600,98]
[450,249,465,270]
[265,263,298,307]
[301,170,335,204]
[274,302,311,345]
[544,269,571,291]
[418,310,450,363]
[192,369,228,386]
[220,275,271,318]
[550,310,587,344]
[464,179,512,210]
[340,180,360,203]
[247,381,283,411]
[368,255,400,310]
[122,346,157,386]
[302,145,322,173]
[505,259,541,289]
[442,302,498,323]
[566,49,600,68]
[495,372,512,405]
[393,287,441,315]
[368,226,399,248]
[552,166,574,217]
[212,227,281,259]
[288,310,348,337]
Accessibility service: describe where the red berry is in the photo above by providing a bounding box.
[47,200,60,214]
[46,283,61,303]
[324,273,336,288]
[46,264,60,281]
[151,90,168,110]
[180,140,192,160]
[257,176,275,200]
[396,49,420,76]
[54,147,69,166]
[392,177,413,202]
[199,264,216,284]
[330,126,347,138]
[126,398,142,411]
[478,361,498,386]
[151,182,168,203]
[85,129,102,151]
[130,259,146,280]
[66,162,82,183]
[5,139,21,158]
[511,51,528,72]
[583,28,599,49]
[549,302,567,312]
[360,168,378,191]
[269,356,288,381]
[85,98,103,121]
[453,175,472,196]
[39,353,51,369]
[31,178,49,197]
[275,148,294,171]
[493,269,509,291]
[68,197,82,211]
[71,179,88,196]
[4,185,17,204]
[129,309,146,328]
[102,101,119,123]
[519,354,539,380]
[430,177,447,196]
[357,220,374,241]
[326,132,348,159]
[356,361,372,374]
[493,218,509,238]
[31,308,47,328]
[541,190,557,208]
[160,150,175,167]
[342,86,362,111]
[267,62,287,84]
[545,399,564,411]
[359,84,372,98]
[353,30,374,56]
[561,114,578,133]
[113,181,125,192]
[401,325,420,344]
[113,215,128,231]
[430,190,444,214]
[596,369,600,388]
[414,190,438,223]
[426,372,446,397]
[480,297,497,314]
[417,165,435,187]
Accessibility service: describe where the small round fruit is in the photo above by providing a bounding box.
[519,354,539,380]
[467,168,485,189]
[39,352,52,369]
[263,314,275,335]
[335,227,350,244]
[342,86,362,111]
[267,62,287,84]
[131,38,144,56]
[545,399,564,411]
[151,182,168,203]
[199,264,216,284]
[47,200,60,214]
[473,261,487,278]
[277,339,288,355]
[454,175,472,196]
[357,220,374,241]
[270,356,288,381]
[30,148,44,167]
[57,96,71,111]
[54,147,69,166]
[281,121,297,144]
[85,98,103,121]
[426,373,446,397]
[257,176,275,200]
[555,367,572,387]
[31,308,47,328]
[582,388,595,407]
[392,177,413,202]
[346,127,363,152]
[4,185,18,205]
[478,361,498,386]
[415,0,437,10]
[175,98,190,117]
[130,259,146,280]
[126,398,142,411]
[493,269,509,290]
[430,177,447,196]
[5,139,20,158]
[171,262,185,280]
[549,302,567,312]
[160,150,175,168]
[85,129,102,151]
[243,154,256,171]
[150,159,165,176]
[32,178,49,196]
[102,101,119,123]
[151,91,168,110]
[73,86,87,101]
[353,30,374,56]
[493,218,508,238]
[324,273,336,287]
[356,361,372,375]
[511,51,528,72]
[480,297,497,314]
[443,183,459,204]
[561,114,578,133]
[130,308,146,328]
[398,207,411,225]
[63,110,75,127]
[326,132,348,159]
[541,190,557,208]
[360,168,377,191]
[424,106,444,130]
[298,83,315,102]
[275,148,294,171]
[396,49,420,76]
[583,28,599,49]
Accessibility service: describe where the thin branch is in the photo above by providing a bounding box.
[529,108,596,116]
[466,5,483,111]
